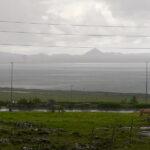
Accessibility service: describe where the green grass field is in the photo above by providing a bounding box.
[0,88,147,103]
[0,112,142,132]
[0,112,150,150]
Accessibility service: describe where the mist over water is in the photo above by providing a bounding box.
[0,63,148,93]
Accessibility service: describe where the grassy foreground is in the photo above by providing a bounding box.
[0,112,150,150]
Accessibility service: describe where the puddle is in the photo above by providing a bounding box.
[140,127,150,130]
[137,131,150,138]
[0,108,138,113]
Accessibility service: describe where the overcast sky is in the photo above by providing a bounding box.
[0,0,150,55]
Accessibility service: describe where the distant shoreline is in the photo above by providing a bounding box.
[0,87,148,95]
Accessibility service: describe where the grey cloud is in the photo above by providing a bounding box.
[0,0,150,55]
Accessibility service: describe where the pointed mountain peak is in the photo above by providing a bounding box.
[84,48,102,56]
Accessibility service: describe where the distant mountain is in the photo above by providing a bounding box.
[84,48,103,56]
[0,49,150,63]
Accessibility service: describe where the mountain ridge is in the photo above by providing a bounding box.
[0,49,150,63]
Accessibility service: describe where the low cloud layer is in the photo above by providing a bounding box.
[0,0,150,55]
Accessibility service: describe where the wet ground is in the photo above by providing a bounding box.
[0,108,137,113]
[1,119,150,150]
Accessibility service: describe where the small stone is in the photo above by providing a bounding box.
[22,147,33,150]
[140,127,150,130]
[57,128,65,132]
[96,127,109,130]
[75,143,82,150]
[120,127,135,130]
[0,138,10,144]
[94,136,100,139]
[34,128,38,131]
[137,131,150,138]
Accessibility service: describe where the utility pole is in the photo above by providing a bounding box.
[83,88,85,101]
[70,85,73,101]
[145,62,148,104]
[9,62,13,112]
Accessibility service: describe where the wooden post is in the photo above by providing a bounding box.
[145,62,149,104]
[111,119,117,150]
[89,126,95,150]
[129,119,134,144]
[9,62,13,112]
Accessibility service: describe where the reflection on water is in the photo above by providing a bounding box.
[0,108,137,113]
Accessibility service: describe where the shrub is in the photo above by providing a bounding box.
[130,96,138,104]
[134,104,150,109]
[0,101,8,106]
[30,98,42,106]
[67,103,75,109]
[18,98,28,105]
[17,98,42,107]
[97,102,122,109]
[121,99,127,104]
[46,99,56,107]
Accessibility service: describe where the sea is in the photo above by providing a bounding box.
[0,63,149,93]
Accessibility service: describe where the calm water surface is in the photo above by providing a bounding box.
[0,108,137,113]
[0,63,148,93]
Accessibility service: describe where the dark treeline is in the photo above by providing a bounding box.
[0,96,150,110]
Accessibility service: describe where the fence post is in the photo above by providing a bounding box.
[89,122,95,150]
[129,119,134,144]
[111,119,117,150]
